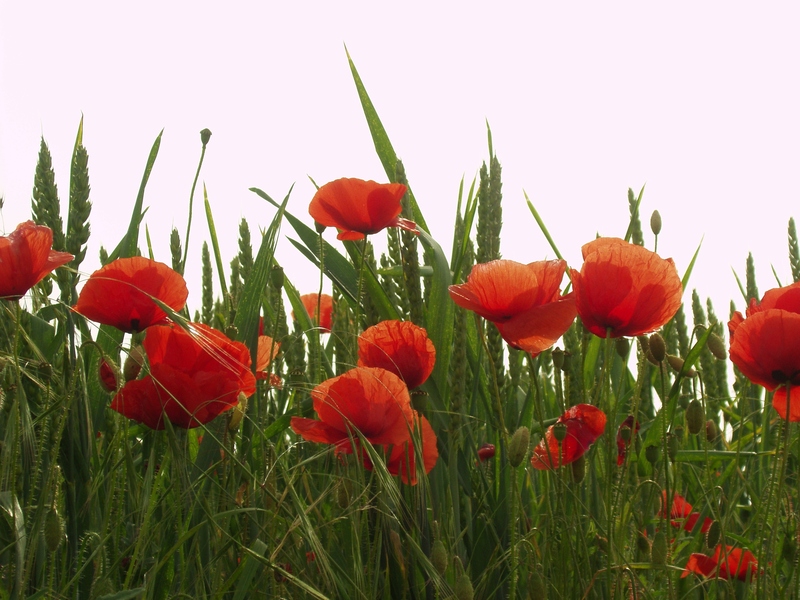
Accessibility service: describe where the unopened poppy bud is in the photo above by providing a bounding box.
[270,265,284,290]
[644,445,660,465]
[228,392,248,430]
[454,571,474,600]
[686,399,705,434]
[476,443,496,463]
[705,419,718,442]
[200,128,212,146]
[707,333,727,361]
[615,337,630,359]
[571,454,586,483]
[637,533,651,558]
[667,355,697,377]
[508,426,530,467]
[44,508,63,552]
[123,346,144,382]
[337,480,350,509]
[430,538,448,575]
[648,333,666,363]
[650,210,662,236]
[667,434,680,463]
[705,520,721,549]
[651,532,668,565]
[98,358,118,392]
[553,422,568,443]
[552,347,564,370]
[529,569,547,599]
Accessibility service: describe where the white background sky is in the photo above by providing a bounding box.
[2,3,799,328]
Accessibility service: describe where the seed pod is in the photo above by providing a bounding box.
[571,454,586,483]
[707,333,727,361]
[454,572,474,600]
[200,128,212,146]
[123,346,145,382]
[44,508,63,552]
[553,422,568,443]
[270,265,285,290]
[705,419,718,442]
[650,210,662,235]
[508,426,531,467]
[551,347,564,370]
[667,434,680,463]
[651,532,668,565]
[644,445,660,465]
[529,569,548,599]
[667,355,697,377]
[411,390,428,412]
[686,400,705,435]
[337,480,350,510]
[648,333,667,363]
[705,520,721,548]
[430,539,448,575]
[615,337,630,359]
[637,533,651,559]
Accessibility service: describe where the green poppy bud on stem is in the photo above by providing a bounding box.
[615,337,630,359]
[651,532,668,565]
[705,419,718,442]
[44,508,63,552]
[650,210,662,236]
[667,434,680,463]
[706,521,721,549]
[270,265,284,290]
[123,346,144,382]
[530,569,548,599]
[686,399,705,434]
[707,332,727,360]
[552,347,564,370]
[508,426,530,467]
[637,533,651,559]
[454,557,473,600]
[337,480,350,510]
[644,445,660,465]
[430,538,448,575]
[200,128,212,146]
[228,392,248,430]
[667,355,697,377]
[648,333,666,363]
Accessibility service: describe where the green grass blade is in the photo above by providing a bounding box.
[203,183,228,299]
[524,191,564,261]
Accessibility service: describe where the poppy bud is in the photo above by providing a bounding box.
[644,445,660,465]
[615,337,630,359]
[552,347,564,370]
[44,507,63,552]
[650,210,662,236]
[337,480,350,509]
[200,128,212,146]
[508,426,530,467]
[123,346,144,382]
[686,399,705,435]
[571,454,586,483]
[476,443,496,463]
[667,434,680,463]
[667,355,697,377]
[651,532,667,565]
[314,221,327,234]
[411,390,428,412]
[619,424,632,444]
[705,419,718,442]
[228,392,248,430]
[270,265,284,290]
[648,333,666,363]
[98,358,118,392]
[529,569,548,599]
[430,538,448,575]
[707,332,727,361]
[705,520,721,549]
[638,335,650,355]
[454,571,474,600]
[637,533,651,558]
[553,422,568,443]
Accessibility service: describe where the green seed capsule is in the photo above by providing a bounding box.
[686,399,705,435]
[648,333,667,363]
[430,539,448,575]
[644,445,661,465]
[706,520,721,548]
[667,435,680,463]
[454,572,474,600]
[651,532,668,565]
[707,333,727,360]
[508,426,531,468]
[44,508,63,552]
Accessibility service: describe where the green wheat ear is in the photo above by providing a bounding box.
[65,125,91,297]
[627,187,644,246]
[396,159,423,326]
[170,228,182,272]
[746,252,759,303]
[788,217,800,282]
[201,241,213,326]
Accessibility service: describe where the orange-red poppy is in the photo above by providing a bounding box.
[290,367,437,484]
[729,282,800,421]
[615,415,639,466]
[308,178,417,241]
[570,237,683,338]
[74,257,188,332]
[110,322,256,429]
[357,320,435,389]
[531,404,606,470]
[682,545,757,581]
[293,293,334,333]
[0,221,73,300]
[256,335,282,386]
[660,491,712,534]
[449,259,577,355]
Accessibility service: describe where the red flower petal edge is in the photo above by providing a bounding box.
[531,404,606,470]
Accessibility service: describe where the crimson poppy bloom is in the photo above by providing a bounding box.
[449,259,577,355]
[256,335,282,386]
[98,358,118,392]
[570,237,683,338]
[358,320,436,389]
[291,367,437,484]
[615,415,639,466]
[0,221,73,300]
[308,178,417,241]
[110,322,256,429]
[531,404,607,470]
[729,282,800,421]
[682,545,757,581]
[660,491,712,534]
[293,293,334,333]
[74,257,188,332]
[477,443,496,462]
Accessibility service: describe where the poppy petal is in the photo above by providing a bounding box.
[0,221,73,299]
[496,294,577,355]
[357,320,436,388]
[531,404,606,470]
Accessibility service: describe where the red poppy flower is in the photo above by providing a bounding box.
[449,259,577,355]
[384,412,438,485]
[256,335,282,386]
[531,404,607,470]
[615,415,639,466]
[477,443,496,462]
[99,358,118,392]
[660,491,712,534]
[308,178,417,241]
[110,322,256,429]
[358,320,436,389]
[682,545,757,581]
[293,293,334,333]
[0,221,73,300]
[729,282,800,421]
[74,257,188,332]
[570,237,683,338]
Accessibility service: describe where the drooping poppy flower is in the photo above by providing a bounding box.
[256,335,282,386]
[531,404,607,470]
[290,367,437,484]
[110,322,256,429]
[729,282,800,421]
[74,256,188,332]
[477,443,496,462]
[449,259,577,355]
[570,237,683,338]
[293,293,334,333]
[308,178,417,241]
[615,415,640,466]
[0,221,73,300]
[659,491,713,534]
[358,320,436,389]
[682,545,758,581]
[98,358,118,392]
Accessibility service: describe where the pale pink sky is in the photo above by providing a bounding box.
[2,3,799,322]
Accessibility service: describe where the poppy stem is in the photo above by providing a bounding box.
[180,135,209,276]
